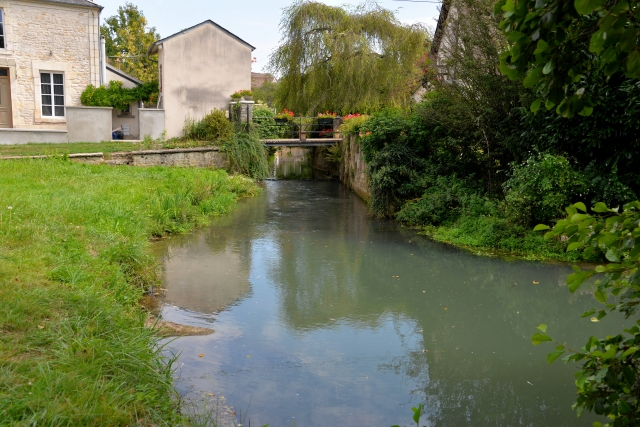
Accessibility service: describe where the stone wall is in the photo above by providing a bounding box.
[339,135,370,202]
[0,0,100,129]
[130,147,227,168]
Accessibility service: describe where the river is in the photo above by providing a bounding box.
[153,151,620,426]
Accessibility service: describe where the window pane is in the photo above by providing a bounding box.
[54,96,64,106]
[0,9,3,23]
[42,106,52,116]
[42,95,51,105]
[0,68,7,77]
[41,84,51,94]
[0,36,4,50]
[53,74,63,84]
[41,73,51,84]
[53,85,63,95]
[54,107,64,117]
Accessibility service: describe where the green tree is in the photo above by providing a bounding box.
[496,0,640,116]
[268,1,429,115]
[101,3,160,82]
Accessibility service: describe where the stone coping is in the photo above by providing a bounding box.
[0,128,67,133]
[65,106,113,110]
[128,147,220,155]
[0,146,221,161]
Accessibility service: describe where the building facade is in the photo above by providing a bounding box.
[0,0,102,130]
[148,20,254,138]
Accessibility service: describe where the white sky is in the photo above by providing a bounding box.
[95,0,442,72]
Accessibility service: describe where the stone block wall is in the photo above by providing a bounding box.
[0,0,100,129]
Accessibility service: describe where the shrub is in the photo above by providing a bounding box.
[221,131,269,179]
[182,110,233,142]
[503,154,587,226]
[81,80,158,110]
[339,114,370,136]
[252,107,280,139]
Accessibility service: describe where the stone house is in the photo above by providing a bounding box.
[148,20,255,138]
[0,0,103,132]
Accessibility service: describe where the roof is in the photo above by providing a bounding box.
[147,20,256,56]
[36,0,103,10]
[106,63,142,86]
[430,0,452,57]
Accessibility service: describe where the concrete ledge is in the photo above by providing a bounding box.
[129,147,220,155]
[0,129,68,144]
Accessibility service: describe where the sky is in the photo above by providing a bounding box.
[95,0,442,73]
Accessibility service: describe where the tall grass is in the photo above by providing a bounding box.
[221,131,269,179]
[0,159,259,425]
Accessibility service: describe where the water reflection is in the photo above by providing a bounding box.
[268,147,313,179]
[156,181,620,427]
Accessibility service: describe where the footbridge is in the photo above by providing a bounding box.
[257,116,344,147]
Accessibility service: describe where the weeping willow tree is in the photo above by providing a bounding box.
[268,1,430,115]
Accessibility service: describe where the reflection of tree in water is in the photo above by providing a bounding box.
[262,188,618,425]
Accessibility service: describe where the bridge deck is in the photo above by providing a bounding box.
[261,138,342,147]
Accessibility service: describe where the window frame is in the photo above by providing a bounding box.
[40,72,65,118]
[0,9,5,50]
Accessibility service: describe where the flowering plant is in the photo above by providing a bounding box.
[343,113,362,121]
[231,90,243,99]
[317,111,338,118]
[240,89,253,97]
[274,109,295,120]
[339,113,370,136]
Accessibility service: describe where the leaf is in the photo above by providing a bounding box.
[567,271,593,292]
[593,202,609,213]
[547,350,564,364]
[625,50,640,79]
[534,224,550,231]
[537,324,548,333]
[622,346,638,358]
[605,249,620,262]
[530,98,543,113]
[532,333,552,345]
[574,0,603,14]
[524,67,543,88]
[574,202,587,212]
[568,242,584,251]
[543,60,554,74]
[594,289,607,303]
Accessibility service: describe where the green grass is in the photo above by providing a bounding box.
[0,139,220,158]
[416,214,594,262]
[0,159,260,426]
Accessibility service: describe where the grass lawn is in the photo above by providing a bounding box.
[0,139,218,158]
[0,159,259,425]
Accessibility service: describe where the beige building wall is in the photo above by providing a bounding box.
[157,23,253,138]
[0,0,100,130]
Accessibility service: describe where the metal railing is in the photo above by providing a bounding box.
[253,116,344,142]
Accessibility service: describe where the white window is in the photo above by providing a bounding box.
[41,72,64,117]
[0,10,5,49]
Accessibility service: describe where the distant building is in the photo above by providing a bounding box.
[251,72,274,89]
[148,20,255,138]
[0,0,102,130]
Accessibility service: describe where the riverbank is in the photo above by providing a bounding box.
[0,159,259,425]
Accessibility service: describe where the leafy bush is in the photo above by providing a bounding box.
[182,110,233,142]
[221,131,269,179]
[252,107,280,139]
[503,154,587,226]
[80,80,158,110]
[397,175,481,226]
[339,114,370,136]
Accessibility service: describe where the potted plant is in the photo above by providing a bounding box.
[274,109,294,123]
[240,89,253,101]
[231,90,242,101]
[315,111,337,138]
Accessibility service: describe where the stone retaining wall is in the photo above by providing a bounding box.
[339,135,370,202]
[0,147,228,169]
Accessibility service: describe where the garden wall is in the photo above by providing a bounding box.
[339,135,370,202]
